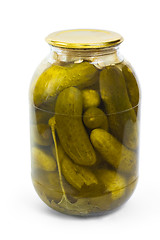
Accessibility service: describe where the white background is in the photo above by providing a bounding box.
[0,0,160,239]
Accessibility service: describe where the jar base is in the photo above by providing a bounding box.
[32,178,138,217]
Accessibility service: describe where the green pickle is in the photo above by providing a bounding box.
[122,64,139,111]
[96,169,126,200]
[59,144,98,190]
[100,65,138,150]
[30,60,139,216]
[33,62,99,107]
[83,107,109,130]
[54,86,96,166]
[82,89,100,109]
[31,147,57,171]
[90,128,137,174]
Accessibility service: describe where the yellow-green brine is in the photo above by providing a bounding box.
[29,29,140,216]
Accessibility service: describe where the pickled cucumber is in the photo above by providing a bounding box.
[31,147,57,171]
[122,64,139,110]
[96,169,126,200]
[83,107,108,130]
[100,66,138,150]
[33,62,98,106]
[54,87,96,166]
[90,129,136,173]
[82,89,100,109]
[30,124,53,146]
[58,144,98,191]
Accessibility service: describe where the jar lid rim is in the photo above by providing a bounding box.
[45,29,123,49]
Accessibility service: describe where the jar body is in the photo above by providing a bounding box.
[29,46,140,216]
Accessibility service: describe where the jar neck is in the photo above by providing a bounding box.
[48,45,123,67]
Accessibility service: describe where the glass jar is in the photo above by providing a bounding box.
[29,29,140,216]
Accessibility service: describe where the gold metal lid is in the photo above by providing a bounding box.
[45,29,123,49]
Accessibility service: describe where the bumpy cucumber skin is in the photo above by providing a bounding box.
[58,144,98,191]
[33,62,98,107]
[83,107,109,130]
[100,66,138,150]
[90,129,137,173]
[55,87,96,166]
[122,64,139,112]
[96,169,126,200]
[82,89,100,109]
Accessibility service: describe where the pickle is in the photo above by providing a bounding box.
[31,147,57,171]
[100,66,138,150]
[122,64,139,111]
[31,124,53,146]
[33,62,98,106]
[90,129,136,173]
[54,87,96,166]
[83,107,108,130]
[82,89,100,109]
[58,144,98,191]
[96,169,126,200]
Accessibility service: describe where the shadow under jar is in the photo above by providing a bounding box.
[29,29,140,216]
